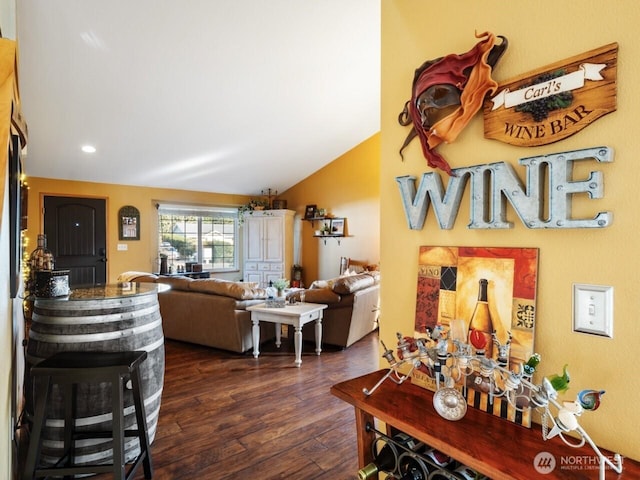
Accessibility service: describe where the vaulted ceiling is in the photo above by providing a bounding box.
[16,1,380,195]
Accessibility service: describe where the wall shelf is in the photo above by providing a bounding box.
[303,216,330,226]
[305,215,347,244]
[313,234,345,245]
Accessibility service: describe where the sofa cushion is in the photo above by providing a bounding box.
[332,273,376,295]
[189,278,267,300]
[156,275,193,291]
[309,278,335,290]
[117,271,158,283]
[289,288,341,305]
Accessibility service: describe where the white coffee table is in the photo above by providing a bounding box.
[247,302,328,367]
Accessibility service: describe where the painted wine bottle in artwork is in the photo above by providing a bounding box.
[468,278,494,358]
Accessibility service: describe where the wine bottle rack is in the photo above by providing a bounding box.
[365,423,485,480]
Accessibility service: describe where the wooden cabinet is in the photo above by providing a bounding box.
[331,370,640,480]
[242,210,294,287]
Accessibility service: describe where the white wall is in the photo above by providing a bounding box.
[0,0,16,39]
[2,1,20,477]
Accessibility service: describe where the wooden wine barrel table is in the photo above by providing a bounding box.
[26,282,167,468]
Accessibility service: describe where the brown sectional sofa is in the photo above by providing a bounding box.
[117,270,380,352]
[117,272,270,353]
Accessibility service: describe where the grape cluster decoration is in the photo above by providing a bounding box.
[515,70,573,122]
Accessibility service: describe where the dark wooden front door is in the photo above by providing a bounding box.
[43,196,107,286]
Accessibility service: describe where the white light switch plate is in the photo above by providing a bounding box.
[117,243,128,251]
[572,284,613,338]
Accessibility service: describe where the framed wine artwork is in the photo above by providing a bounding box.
[412,246,539,426]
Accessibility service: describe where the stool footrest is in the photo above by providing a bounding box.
[34,452,148,480]
[73,429,145,439]
[36,465,115,476]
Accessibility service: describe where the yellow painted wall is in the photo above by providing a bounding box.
[282,133,380,284]
[381,1,638,460]
[24,178,252,282]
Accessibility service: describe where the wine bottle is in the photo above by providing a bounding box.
[468,278,494,358]
[422,447,452,468]
[357,433,419,479]
[451,464,488,480]
[397,452,429,480]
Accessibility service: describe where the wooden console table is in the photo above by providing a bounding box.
[331,370,640,479]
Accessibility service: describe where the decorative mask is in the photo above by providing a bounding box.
[399,32,508,175]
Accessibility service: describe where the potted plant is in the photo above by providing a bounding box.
[272,278,290,297]
[238,198,270,224]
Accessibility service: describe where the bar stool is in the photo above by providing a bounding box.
[22,351,153,480]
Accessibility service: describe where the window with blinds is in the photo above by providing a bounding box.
[157,204,238,272]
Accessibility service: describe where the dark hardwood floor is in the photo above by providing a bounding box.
[122,331,380,479]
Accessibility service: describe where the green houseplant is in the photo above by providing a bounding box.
[238,198,270,224]
[272,278,290,296]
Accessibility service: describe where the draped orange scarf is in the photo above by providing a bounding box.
[404,32,501,175]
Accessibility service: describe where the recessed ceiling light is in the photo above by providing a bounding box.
[81,145,97,153]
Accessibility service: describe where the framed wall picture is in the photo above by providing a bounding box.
[304,204,317,219]
[8,135,22,298]
[118,205,140,240]
[330,217,345,236]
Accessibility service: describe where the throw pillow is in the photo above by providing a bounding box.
[331,273,375,295]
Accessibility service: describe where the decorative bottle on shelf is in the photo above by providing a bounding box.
[266,280,276,298]
[159,255,168,274]
[357,433,419,479]
[28,234,55,294]
[467,278,494,358]
[29,234,54,272]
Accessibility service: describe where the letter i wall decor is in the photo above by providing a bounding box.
[412,246,539,427]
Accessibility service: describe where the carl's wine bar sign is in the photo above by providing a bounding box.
[483,43,617,147]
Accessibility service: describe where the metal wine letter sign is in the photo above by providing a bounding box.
[396,146,613,230]
[483,43,617,147]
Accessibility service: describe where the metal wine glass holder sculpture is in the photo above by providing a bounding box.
[363,328,623,479]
